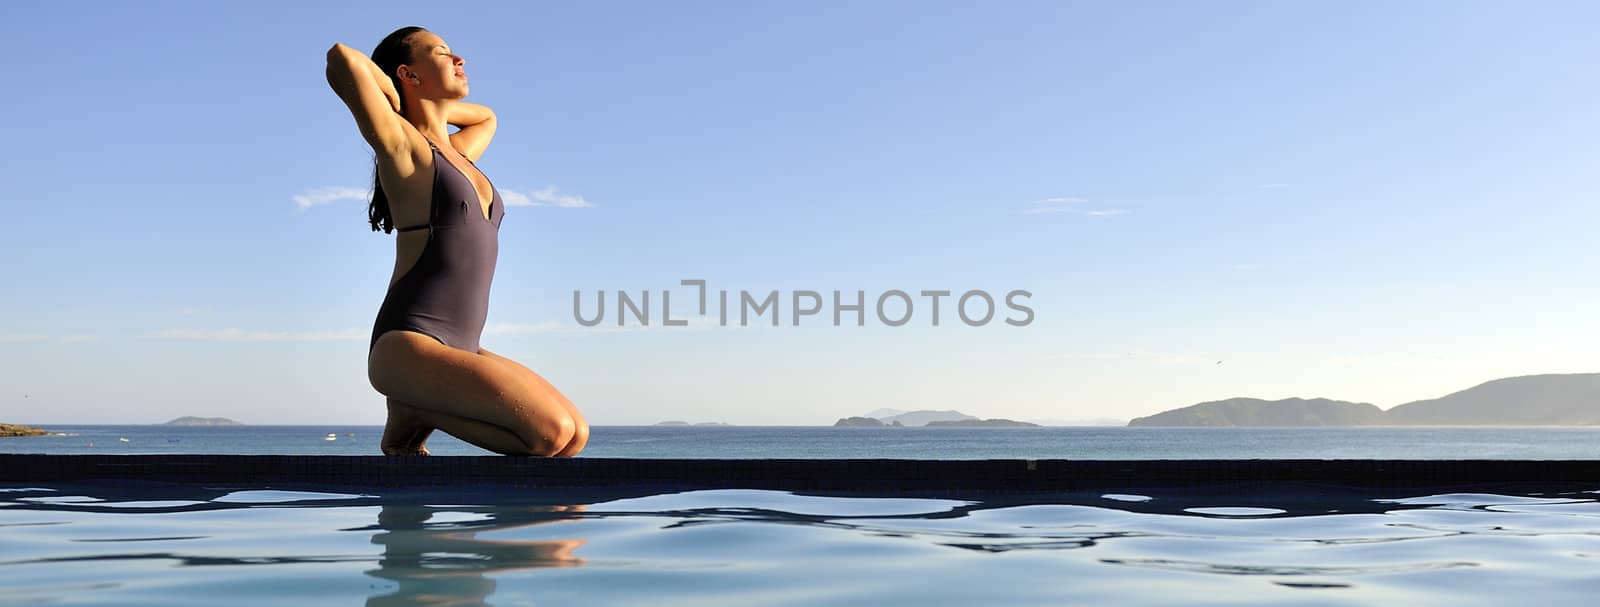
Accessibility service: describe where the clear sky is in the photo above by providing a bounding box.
[2,1,1596,425]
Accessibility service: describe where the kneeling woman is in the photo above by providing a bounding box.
[326,26,588,456]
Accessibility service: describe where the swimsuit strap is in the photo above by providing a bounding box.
[395,136,446,233]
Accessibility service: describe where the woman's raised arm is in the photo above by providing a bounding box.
[325,43,411,158]
[447,102,497,163]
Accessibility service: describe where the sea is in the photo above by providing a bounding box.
[4,424,1600,458]
[6,426,1600,605]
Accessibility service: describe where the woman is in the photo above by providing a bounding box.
[326,26,588,456]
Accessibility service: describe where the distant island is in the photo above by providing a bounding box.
[162,416,243,426]
[833,417,905,427]
[0,423,48,437]
[1131,398,1382,427]
[1130,373,1600,427]
[926,418,1041,427]
[653,421,733,427]
[833,410,1041,427]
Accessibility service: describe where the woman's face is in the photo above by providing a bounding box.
[399,31,468,100]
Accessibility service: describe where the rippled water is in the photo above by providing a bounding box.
[4,482,1599,605]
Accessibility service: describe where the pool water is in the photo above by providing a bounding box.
[3,482,1599,605]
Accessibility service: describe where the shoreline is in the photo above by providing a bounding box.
[0,423,49,438]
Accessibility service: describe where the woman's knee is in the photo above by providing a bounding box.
[516,412,577,456]
[553,420,589,457]
[568,417,590,451]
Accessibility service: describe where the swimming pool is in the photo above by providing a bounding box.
[4,457,1599,605]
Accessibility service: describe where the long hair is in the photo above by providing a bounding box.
[366,26,428,233]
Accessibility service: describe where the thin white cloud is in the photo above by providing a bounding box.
[500,190,532,206]
[489,314,750,336]
[1123,350,1221,366]
[0,334,99,344]
[1020,196,1125,217]
[1022,206,1128,217]
[1043,349,1217,365]
[1034,197,1088,205]
[296,184,592,211]
[1317,352,1449,368]
[486,321,572,335]
[145,328,366,342]
[502,186,595,209]
[292,186,370,210]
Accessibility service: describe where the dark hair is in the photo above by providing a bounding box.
[367,26,428,233]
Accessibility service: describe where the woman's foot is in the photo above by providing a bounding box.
[382,399,435,456]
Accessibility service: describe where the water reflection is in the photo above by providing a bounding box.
[364,503,588,607]
[3,482,1600,605]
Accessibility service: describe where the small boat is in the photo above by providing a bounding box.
[345,432,355,437]
[118,437,129,443]
[324,433,337,441]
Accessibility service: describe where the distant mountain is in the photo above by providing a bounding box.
[1383,373,1600,425]
[1130,373,1600,427]
[1027,417,1127,427]
[1129,398,1382,427]
[835,416,886,427]
[875,410,977,427]
[162,417,242,426]
[926,418,1041,427]
[863,408,906,418]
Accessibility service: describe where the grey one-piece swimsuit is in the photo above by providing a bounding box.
[369,138,505,353]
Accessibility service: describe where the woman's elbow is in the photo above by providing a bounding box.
[326,43,357,67]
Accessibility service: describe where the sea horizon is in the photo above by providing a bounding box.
[7,425,1600,459]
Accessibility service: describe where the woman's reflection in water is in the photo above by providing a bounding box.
[365,502,587,607]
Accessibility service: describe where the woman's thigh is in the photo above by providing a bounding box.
[368,331,576,448]
[477,347,589,456]
[477,347,587,423]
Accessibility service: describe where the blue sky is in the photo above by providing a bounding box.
[2,0,1597,425]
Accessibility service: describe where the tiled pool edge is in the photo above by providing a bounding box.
[3,456,1598,494]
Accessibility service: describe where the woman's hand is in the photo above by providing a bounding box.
[368,60,402,113]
